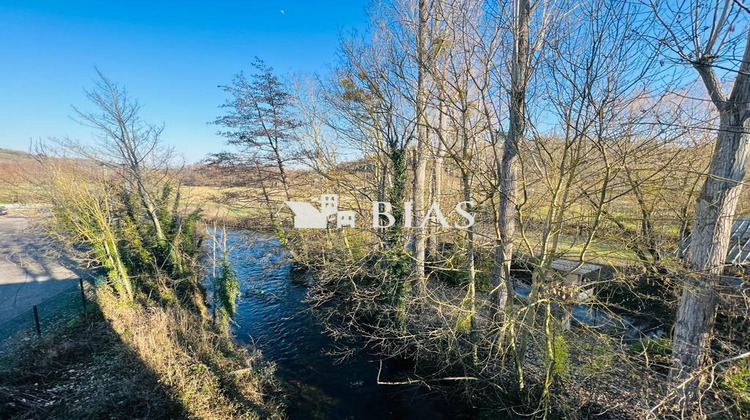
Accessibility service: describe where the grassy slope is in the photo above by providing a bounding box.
[0,148,43,204]
[0,289,282,419]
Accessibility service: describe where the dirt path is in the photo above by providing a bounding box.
[0,214,85,324]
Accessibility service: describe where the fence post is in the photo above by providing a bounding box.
[79,278,86,312]
[33,305,41,337]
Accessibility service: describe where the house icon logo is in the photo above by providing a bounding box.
[284,194,355,229]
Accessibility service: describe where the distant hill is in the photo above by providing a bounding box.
[0,148,41,203]
[0,148,35,162]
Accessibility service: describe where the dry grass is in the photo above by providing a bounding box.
[98,290,282,419]
[0,289,283,419]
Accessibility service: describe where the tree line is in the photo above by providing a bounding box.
[209,0,750,418]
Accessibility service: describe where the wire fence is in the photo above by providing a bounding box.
[0,278,92,355]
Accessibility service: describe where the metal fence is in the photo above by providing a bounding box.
[0,279,91,354]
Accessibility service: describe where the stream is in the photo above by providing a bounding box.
[219,230,469,419]
[216,230,661,419]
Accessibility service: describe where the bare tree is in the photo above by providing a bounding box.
[491,0,551,321]
[65,69,174,246]
[214,57,301,202]
[54,70,190,272]
[647,1,750,414]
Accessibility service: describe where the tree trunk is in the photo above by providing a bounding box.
[672,108,749,412]
[412,0,429,296]
[461,125,478,367]
[428,103,446,259]
[389,144,410,329]
[671,33,750,413]
[271,141,292,201]
[492,0,531,320]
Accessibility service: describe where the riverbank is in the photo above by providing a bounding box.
[0,288,283,419]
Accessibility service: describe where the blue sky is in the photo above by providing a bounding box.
[0,1,369,162]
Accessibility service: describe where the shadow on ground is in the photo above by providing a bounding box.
[0,301,188,419]
[0,215,91,324]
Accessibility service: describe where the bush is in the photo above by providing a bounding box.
[720,359,750,417]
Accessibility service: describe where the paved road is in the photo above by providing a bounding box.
[0,214,83,324]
